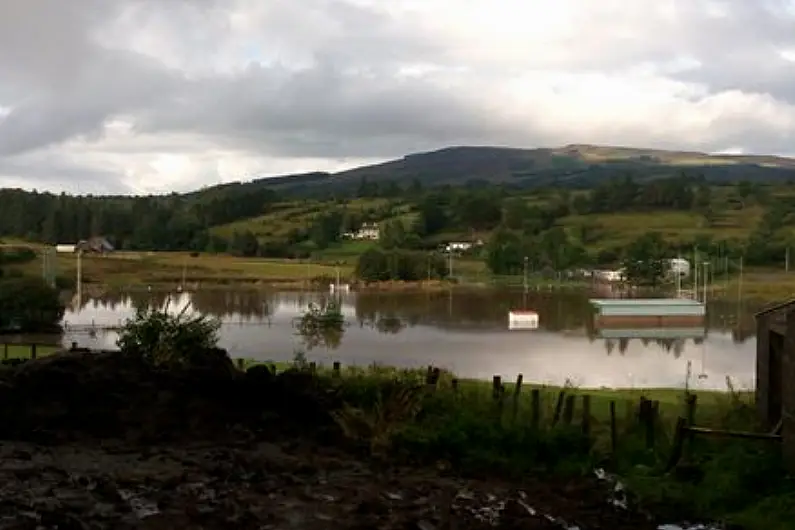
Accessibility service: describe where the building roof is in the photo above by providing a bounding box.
[754,298,795,318]
[590,298,704,307]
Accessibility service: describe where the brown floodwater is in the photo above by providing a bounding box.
[48,288,757,391]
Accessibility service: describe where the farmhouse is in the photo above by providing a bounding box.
[75,237,114,254]
[342,223,379,241]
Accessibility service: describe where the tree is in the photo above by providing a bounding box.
[117,302,222,367]
[413,195,448,236]
[0,275,64,333]
[380,220,407,250]
[485,227,524,275]
[621,233,669,286]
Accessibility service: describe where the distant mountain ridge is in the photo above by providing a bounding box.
[231,144,795,197]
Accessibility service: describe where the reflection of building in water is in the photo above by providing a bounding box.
[598,327,705,358]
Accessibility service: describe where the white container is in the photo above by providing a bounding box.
[508,310,539,330]
[55,244,76,253]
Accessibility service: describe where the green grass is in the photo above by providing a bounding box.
[0,343,60,360]
[211,197,394,241]
[239,358,789,529]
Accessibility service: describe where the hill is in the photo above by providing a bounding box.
[242,144,795,196]
[2,143,795,271]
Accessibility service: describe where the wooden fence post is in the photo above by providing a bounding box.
[30,344,37,360]
[309,361,317,374]
[492,376,502,402]
[665,417,688,471]
[3,344,7,360]
[236,358,245,370]
[551,391,565,427]
[512,374,523,422]
[451,378,459,392]
[563,395,575,425]
[332,361,341,378]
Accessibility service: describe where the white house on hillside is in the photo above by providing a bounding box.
[342,223,380,241]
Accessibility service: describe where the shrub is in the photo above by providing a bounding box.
[116,300,222,367]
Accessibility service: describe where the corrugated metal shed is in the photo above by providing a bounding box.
[590,298,705,317]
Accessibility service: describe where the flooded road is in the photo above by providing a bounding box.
[51,288,756,391]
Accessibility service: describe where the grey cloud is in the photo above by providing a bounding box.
[0,153,134,194]
[134,60,522,159]
[0,0,794,192]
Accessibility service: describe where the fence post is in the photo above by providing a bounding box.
[309,361,317,374]
[531,389,540,429]
[236,358,245,371]
[451,378,459,392]
[30,344,37,360]
[512,374,523,422]
[332,361,341,378]
[551,391,565,427]
[492,376,502,402]
[563,395,575,425]
[3,343,7,360]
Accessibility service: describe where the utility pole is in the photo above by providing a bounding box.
[76,250,83,310]
[737,256,743,303]
[702,261,709,306]
[693,248,699,302]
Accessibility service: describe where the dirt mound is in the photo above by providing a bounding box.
[0,350,340,443]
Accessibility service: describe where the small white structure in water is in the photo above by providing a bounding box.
[508,310,539,330]
[330,283,351,293]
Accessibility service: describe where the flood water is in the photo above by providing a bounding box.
[41,288,757,391]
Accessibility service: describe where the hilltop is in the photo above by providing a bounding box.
[240,144,795,196]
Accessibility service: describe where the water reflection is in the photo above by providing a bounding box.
[57,289,758,390]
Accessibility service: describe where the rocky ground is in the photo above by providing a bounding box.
[0,439,659,529]
[0,351,664,529]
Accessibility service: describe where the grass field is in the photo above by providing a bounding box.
[211,198,396,241]
[11,251,355,288]
[0,343,60,359]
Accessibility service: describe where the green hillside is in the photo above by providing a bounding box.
[0,143,794,270]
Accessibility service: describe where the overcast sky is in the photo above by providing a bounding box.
[1,0,794,194]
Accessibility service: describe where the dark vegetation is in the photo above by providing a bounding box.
[0,250,63,333]
[0,307,789,528]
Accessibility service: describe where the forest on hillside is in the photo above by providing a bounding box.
[1,172,793,277]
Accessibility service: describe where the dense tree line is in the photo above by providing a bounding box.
[1,172,793,272]
[0,185,278,251]
[355,249,448,282]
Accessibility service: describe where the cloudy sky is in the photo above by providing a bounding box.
[1,0,794,194]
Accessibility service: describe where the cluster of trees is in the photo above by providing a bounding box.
[355,249,448,282]
[0,185,279,251]
[0,249,64,333]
